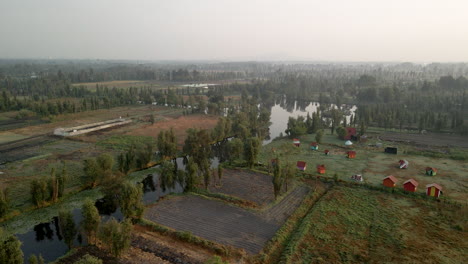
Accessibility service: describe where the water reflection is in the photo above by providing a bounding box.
[264,100,357,145]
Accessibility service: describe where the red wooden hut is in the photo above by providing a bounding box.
[317,164,326,174]
[383,175,398,188]
[324,149,330,155]
[347,151,356,159]
[403,179,419,192]
[426,183,443,198]
[292,138,300,147]
[296,161,307,171]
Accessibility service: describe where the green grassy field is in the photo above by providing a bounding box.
[280,185,467,264]
[259,132,468,203]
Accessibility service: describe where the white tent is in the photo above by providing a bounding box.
[345,140,353,146]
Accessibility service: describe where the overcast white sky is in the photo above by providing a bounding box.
[0,0,467,62]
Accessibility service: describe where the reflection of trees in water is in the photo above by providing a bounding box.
[34,222,54,242]
[141,175,156,193]
[53,216,62,241]
[95,196,118,216]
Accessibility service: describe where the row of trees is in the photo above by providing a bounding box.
[30,167,67,208]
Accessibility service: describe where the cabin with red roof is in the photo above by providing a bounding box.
[403,179,419,192]
[383,175,397,188]
[324,149,330,155]
[292,138,300,147]
[344,127,357,140]
[310,142,319,150]
[426,183,443,198]
[347,151,356,159]
[317,164,326,174]
[297,161,307,171]
[425,167,437,176]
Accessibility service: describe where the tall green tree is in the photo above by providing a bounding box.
[184,157,198,192]
[116,182,145,221]
[160,161,176,192]
[183,128,212,187]
[226,138,243,164]
[0,188,9,218]
[30,178,48,207]
[244,137,260,168]
[58,210,77,249]
[81,199,100,244]
[157,129,177,160]
[82,158,101,188]
[98,218,132,257]
[272,160,283,199]
[315,129,324,143]
[0,228,23,264]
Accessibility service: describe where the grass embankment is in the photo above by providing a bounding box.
[96,135,156,150]
[279,185,467,264]
[138,219,241,258]
[256,181,329,264]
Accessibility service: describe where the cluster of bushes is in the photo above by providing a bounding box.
[30,167,66,208]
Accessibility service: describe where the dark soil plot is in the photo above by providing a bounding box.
[261,186,310,224]
[146,186,310,254]
[0,135,55,163]
[145,195,278,254]
[209,169,276,206]
[381,132,468,148]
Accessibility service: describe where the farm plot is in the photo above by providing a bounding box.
[128,114,219,148]
[0,135,56,163]
[208,169,276,207]
[381,132,468,148]
[145,186,310,254]
[283,186,467,264]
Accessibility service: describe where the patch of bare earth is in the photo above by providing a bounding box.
[145,185,310,254]
[209,169,276,207]
[127,114,219,147]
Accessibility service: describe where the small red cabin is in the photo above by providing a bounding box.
[383,175,397,188]
[403,179,419,192]
[347,151,356,159]
[317,164,326,174]
[292,138,300,147]
[344,127,357,140]
[296,161,307,171]
[324,149,330,155]
[426,183,443,198]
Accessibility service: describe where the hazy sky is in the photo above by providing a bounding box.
[1,0,467,62]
